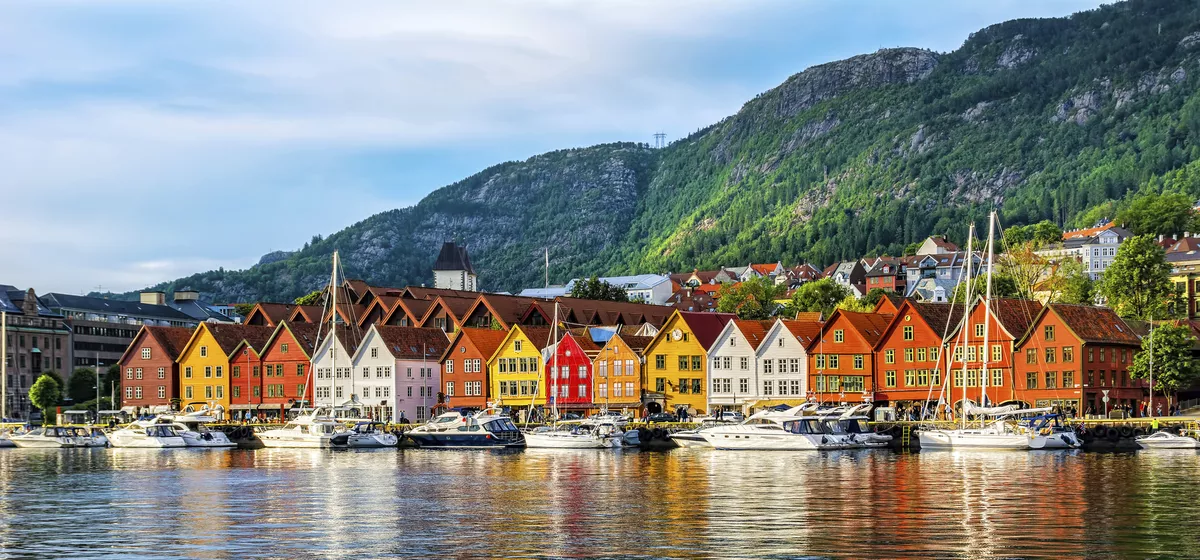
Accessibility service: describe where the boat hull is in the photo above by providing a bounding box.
[345,433,399,448]
[918,430,1030,450]
[524,432,610,449]
[108,436,187,448]
[669,432,712,448]
[259,435,335,448]
[1136,433,1200,449]
[10,437,75,448]
[703,432,828,451]
[408,432,524,449]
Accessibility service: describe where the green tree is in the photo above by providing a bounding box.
[294,290,323,306]
[716,276,786,319]
[835,294,874,313]
[1058,263,1096,305]
[951,273,1021,303]
[903,242,920,256]
[568,276,629,302]
[862,288,889,308]
[1031,221,1064,246]
[1115,193,1196,237]
[29,374,62,424]
[233,303,256,317]
[1129,323,1200,407]
[1099,235,1174,319]
[784,278,850,318]
[67,368,98,403]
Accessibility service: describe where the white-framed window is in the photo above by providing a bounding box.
[125,387,133,399]
[446,360,454,374]
[614,383,623,397]
[740,357,749,370]
[363,367,370,379]
[371,348,378,358]
[578,385,586,397]
[199,346,207,358]
[135,368,143,379]
[446,382,455,396]
[157,367,165,379]
[141,347,151,360]
[625,382,634,396]
[158,386,166,399]
[578,365,587,379]
[126,368,133,380]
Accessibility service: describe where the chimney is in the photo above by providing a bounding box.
[22,288,37,316]
[173,290,200,303]
[140,291,166,306]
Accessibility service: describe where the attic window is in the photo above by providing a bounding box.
[199,346,207,358]
[515,340,523,352]
[777,338,784,348]
[281,343,289,353]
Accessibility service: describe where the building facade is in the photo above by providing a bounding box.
[257,322,319,417]
[641,311,735,417]
[754,319,822,409]
[488,325,552,419]
[706,320,772,413]
[544,332,599,413]
[440,327,508,411]
[593,334,652,414]
[432,242,478,292]
[116,325,193,413]
[806,309,892,405]
[1,286,72,420]
[872,300,962,407]
[353,325,448,423]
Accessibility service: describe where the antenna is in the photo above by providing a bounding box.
[653,132,666,149]
[544,248,550,289]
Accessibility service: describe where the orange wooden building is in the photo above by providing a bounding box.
[872,300,963,407]
[806,309,894,404]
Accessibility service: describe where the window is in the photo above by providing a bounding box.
[1100,348,1106,363]
[729,337,736,347]
[967,346,976,362]
[954,370,963,387]
[158,367,165,379]
[655,378,665,392]
[1063,371,1075,388]
[185,386,193,399]
[281,343,289,354]
[816,376,826,392]
[917,369,929,386]
[655,355,665,369]
[834,330,844,343]
[1045,348,1056,364]
[762,380,773,396]
[205,386,213,399]
[1026,348,1037,364]
[991,369,1002,387]
[975,324,984,337]
[739,378,749,393]
[722,356,732,370]
[678,379,689,394]
[842,376,864,392]
[626,359,634,375]
[1088,348,1094,363]
[626,382,635,397]
[904,348,914,362]
[1122,349,1128,363]
[158,386,166,399]
[763,359,774,375]
[135,368,143,380]
[827,376,840,392]
[828,355,839,369]
[854,355,864,370]
[678,356,689,370]
[903,326,914,341]
[205,366,212,378]
[967,369,977,387]
[816,354,825,369]
[199,346,207,358]
[777,337,784,348]
[741,357,749,370]
[578,385,587,398]
[954,347,963,362]
[126,368,133,380]
[253,366,260,378]
[991,345,1001,362]
[371,348,378,358]
[232,366,241,378]
[916,348,927,362]
[125,387,133,399]
[514,340,522,352]
[1045,371,1058,389]
[885,349,895,364]
[1044,325,1055,341]
[253,386,260,397]
[215,386,223,399]
[446,382,457,397]
[216,366,223,378]
[692,356,702,370]
[904,370,915,387]
[141,347,151,360]
[578,365,587,379]
[600,361,608,377]
[1026,372,1038,389]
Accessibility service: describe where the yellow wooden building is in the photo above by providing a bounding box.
[640,311,736,417]
[176,323,272,414]
[487,325,554,415]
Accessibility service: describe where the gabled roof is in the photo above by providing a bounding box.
[984,298,1044,340]
[401,286,480,300]
[358,295,399,327]
[420,295,480,327]
[381,297,435,326]
[256,321,322,358]
[180,323,275,361]
[1168,237,1200,254]
[749,263,780,276]
[691,270,722,284]
[810,309,893,350]
[287,305,324,323]
[245,303,296,326]
[794,311,823,322]
[730,319,775,350]
[928,236,959,251]
[781,320,823,347]
[118,325,195,364]
[551,297,672,327]
[1022,304,1140,346]
[674,311,737,350]
[611,334,654,353]
[369,325,449,360]
[874,300,964,349]
[462,294,546,329]
[440,327,510,363]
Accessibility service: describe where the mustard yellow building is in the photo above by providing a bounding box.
[641,311,736,416]
[487,325,554,415]
[176,324,273,413]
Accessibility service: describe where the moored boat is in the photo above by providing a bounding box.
[408,408,524,448]
[10,427,78,448]
[259,411,344,448]
[1135,431,1200,449]
[108,424,187,448]
[69,427,110,447]
[331,422,398,448]
[156,413,236,448]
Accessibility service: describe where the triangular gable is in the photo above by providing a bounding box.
[117,325,154,365]
[175,323,216,364]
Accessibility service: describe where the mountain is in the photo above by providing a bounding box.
[129,0,1200,302]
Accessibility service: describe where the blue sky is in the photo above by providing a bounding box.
[0,0,1105,295]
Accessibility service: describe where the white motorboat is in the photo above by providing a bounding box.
[108,424,187,448]
[408,408,524,448]
[918,423,1030,450]
[524,428,613,449]
[1135,431,1200,449]
[331,422,398,448]
[68,427,110,447]
[1018,411,1081,449]
[155,413,236,448]
[669,428,712,448]
[702,418,855,450]
[259,411,345,448]
[9,427,78,448]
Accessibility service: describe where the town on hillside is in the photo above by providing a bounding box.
[6,221,1200,425]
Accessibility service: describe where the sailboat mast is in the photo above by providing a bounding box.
[552,302,559,421]
[961,225,974,430]
[1,309,6,421]
[330,250,339,409]
[1149,320,1155,417]
[981,211,996,409]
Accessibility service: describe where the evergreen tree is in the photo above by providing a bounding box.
[29,375,62,424]
[1099,235,1174,319]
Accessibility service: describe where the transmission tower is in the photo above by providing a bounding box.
[653,132,666,149]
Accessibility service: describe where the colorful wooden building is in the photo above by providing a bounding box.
[641,311,735,417]
[488,325,554,419]
[256,321,320,418]
[440,327,509,411]
[1014,303,1143,415]
[176,324,273,417]
[593,333,653,414]
[806,309,893,405]
[116,325,193,413]
[753,319,823,409]
[872,300,963,407]
[544,331,601,413]
[945,298,1042,406]
[352,324,449,423]
[706,319,773,412]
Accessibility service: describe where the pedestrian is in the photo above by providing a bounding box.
[1157,403,1163,416]
[1151,417,1160,431]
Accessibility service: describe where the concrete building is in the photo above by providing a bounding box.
[432,242,478,292]
[0,286,72,420]
[39,292,198,372]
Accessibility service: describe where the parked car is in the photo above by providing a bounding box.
[646,413,677,423]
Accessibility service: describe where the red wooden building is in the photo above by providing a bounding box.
[256,321,321,418]
[117,326,194,412]
[872,300,963,407]
[945,298,1042,407]
[545,331,601,412]
[1014,303,1143,415]
[439,327,508,410]
[806,309,894,404]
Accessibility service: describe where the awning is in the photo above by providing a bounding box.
[228,404,258,411]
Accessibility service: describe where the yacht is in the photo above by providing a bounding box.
[69,427,110,447]
[822,404,892,448]
[108,424,187,448]
[701,417,855,451]
[1135,431,1200,449]
[155,413,237,448]
[1018,411,1081,449]
[525,420,629,449]
[259,411,345,448]
[331,422,398,448]
[407,408,524,448]
[10,427,78,448]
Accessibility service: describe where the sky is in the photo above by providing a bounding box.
[0,0,1107,295]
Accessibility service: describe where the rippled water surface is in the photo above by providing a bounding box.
[2,448,1199,558]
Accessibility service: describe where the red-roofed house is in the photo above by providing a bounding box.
[806,309,894,403]
[545,332,602,413]
[640,310,736,416]
[872,300,964,407]
[117,325,194,413]
[946,298,1043,407]
[440,327,509,410]
[707,319,774,412]
[353,324,449,422]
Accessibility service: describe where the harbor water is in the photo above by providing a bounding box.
[2,448,1199,558]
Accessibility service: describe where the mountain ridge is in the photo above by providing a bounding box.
[117,0,1200,302]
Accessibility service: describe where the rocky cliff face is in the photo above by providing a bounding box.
[128,0,1200,303]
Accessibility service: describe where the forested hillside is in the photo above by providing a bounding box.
[125,0,1200,302]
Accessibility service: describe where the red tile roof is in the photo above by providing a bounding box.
[928,236,959,251]
[749,263,778,276]
[517,326,560,351]
[273,322,322,356]
[987,298,1044,339]
[677,311,737,350]
[794,311,823,322]
[246,303,296,326]
[732,320,775,350]
[614,334,655,352]
[205,324,276,356]
[148,326,195,361]
[781,320,823,346]
[1048,304,1140,345]
[374,326,449,359]
[456,328,510,361]
[1063,222,1116,240]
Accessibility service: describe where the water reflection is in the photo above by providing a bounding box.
[1,448,1199,558]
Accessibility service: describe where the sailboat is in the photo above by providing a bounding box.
[919,212,1033,450]
[525,302,617,449]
